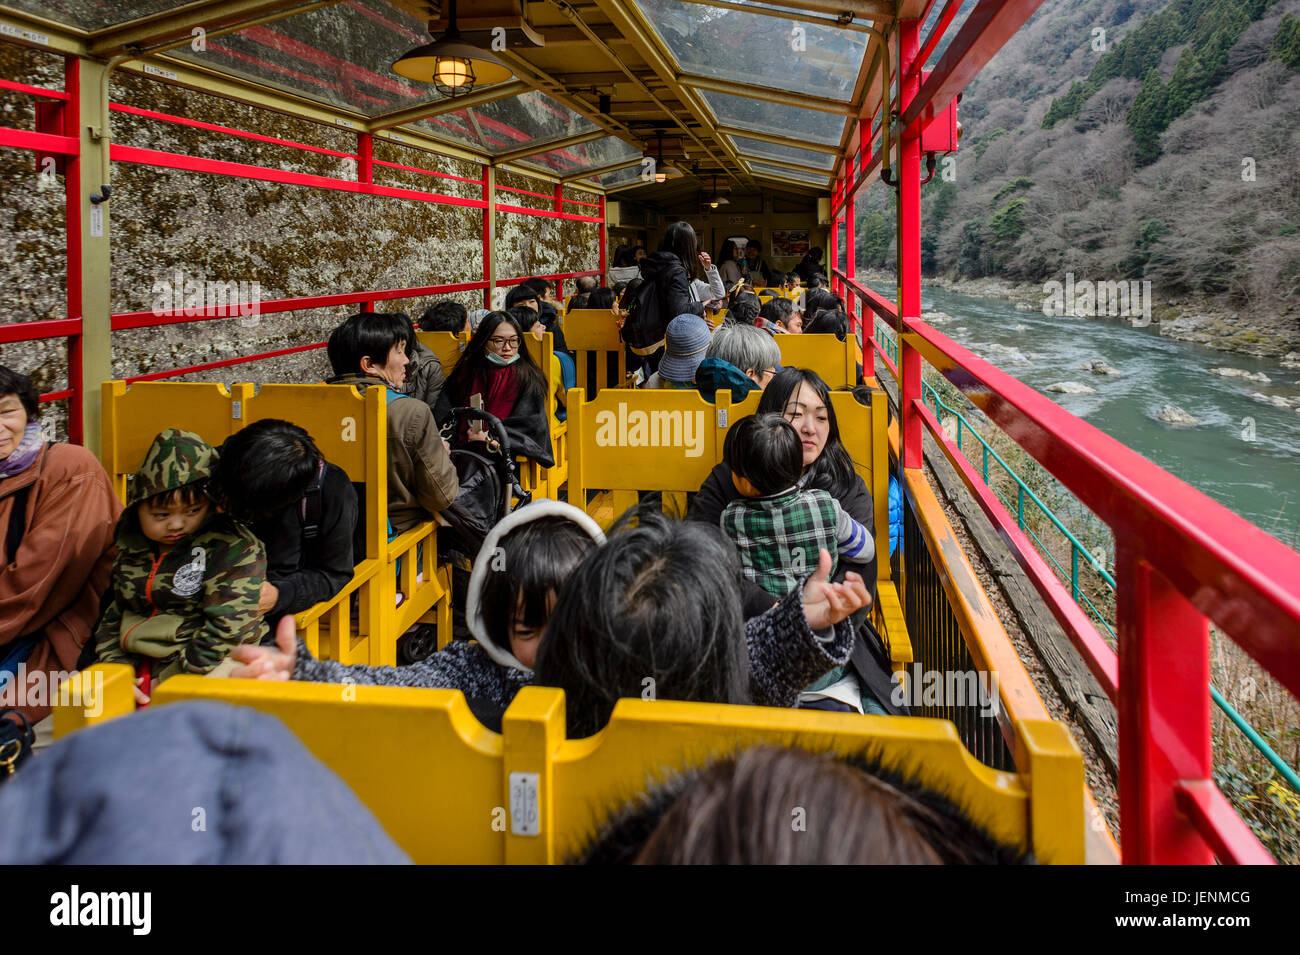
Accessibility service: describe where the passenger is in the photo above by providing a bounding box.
[93,429,266,705]
[233,502,603,727]
[702,323,781,391]
[418,299,469,335]
[803,309,862,382]
[397,312,446,412]
[504,283,540,314]
[689,249,726,310]
[210,419,357,634]
[522,276,572,357]
[720,413,874,600]
[743,238,773,287]
[586,287,617,311]
[569,292,591,310]
[795,246,826,286]
[435,310,554,468]
[608,244,641,286]
[536,509,868,737]
[234,508,870,739]
[574,275,598,295]
[761,297,800,334]
[643,314,711,390]
[628,222,706,374]
[467,308,490,334]
[689,368,901,715]
[0,366,121,725]
[576,746,1029,865]
[0,701,409,864]
[325,312,458,534]
[804,307,850,342]
[728,292,764,330]
[510,304,572,424]
[717,238,745,286]
[802,288,842,323]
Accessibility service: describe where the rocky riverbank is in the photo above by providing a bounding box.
[857,269,1300,365]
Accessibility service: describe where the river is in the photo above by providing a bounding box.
[915,286,1300,547]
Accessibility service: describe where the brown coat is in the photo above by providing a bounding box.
[0,442,121,722]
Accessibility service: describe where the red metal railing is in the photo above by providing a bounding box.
[0,53,606,413]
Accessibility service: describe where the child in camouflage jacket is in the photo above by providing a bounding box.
[94,429,266,703]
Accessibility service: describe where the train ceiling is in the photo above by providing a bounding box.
[0,0,973,198]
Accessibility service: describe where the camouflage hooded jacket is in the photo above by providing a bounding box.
[94,429,266,683]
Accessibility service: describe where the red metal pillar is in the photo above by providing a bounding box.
[63,55,83,445]
[483,164,495,310]
[829,174,840,301]
[858,120,876,368]
[554,182,566,300]
[598,194,607,289]
[898,20,924,470]
[845,149,856,334]
[1115,548,1214,863]
[357,132,374,313]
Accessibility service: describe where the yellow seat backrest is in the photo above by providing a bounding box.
[417,330,467,376]
[562,309,626,393]
[567,386,758,526]
[100,380,251,501]
[63,673,1083,865]
[777,333,860,390]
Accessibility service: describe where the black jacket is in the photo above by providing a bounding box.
[688,461,905,715]
[538,301,572,357]
[253,461,358,627]
[626,252,703,350]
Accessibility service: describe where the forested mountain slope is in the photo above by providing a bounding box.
[856,0,1300,355]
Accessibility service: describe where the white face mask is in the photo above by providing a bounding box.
[486,351,519,367]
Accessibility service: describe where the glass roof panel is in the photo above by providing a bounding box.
[515,135,640,176]
[747,160,830,186]
[921,0,980,73]
[700,90,845,146]
[166,1,508,117]
[633,0,869,100]
[595,164,649,189]
[415,90,598,154]
[2,0,182,31]
[729,135,835,171]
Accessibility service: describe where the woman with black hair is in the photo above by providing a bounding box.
[586,287,617,311]
[795,246,826,286]
[718,238,745,286]
[434,310,554,468]
[688,368,899,715]
[626,221,706,373]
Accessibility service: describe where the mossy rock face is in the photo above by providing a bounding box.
[1152,304,1183,323]
[1,65,601,435]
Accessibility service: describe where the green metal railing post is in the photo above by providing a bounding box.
[1017,484,1024,529]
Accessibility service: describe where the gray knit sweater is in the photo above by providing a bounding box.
[293,583,853,714]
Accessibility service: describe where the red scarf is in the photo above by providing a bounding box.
[459,365,521,442]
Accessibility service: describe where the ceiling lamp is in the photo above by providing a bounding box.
[646,130,686,184]
[393,0,514,97]
[706,173,730,206]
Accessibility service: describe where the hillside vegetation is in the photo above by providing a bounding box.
[855,0,1300,353]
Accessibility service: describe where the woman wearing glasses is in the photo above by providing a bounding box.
[435,311,555,468]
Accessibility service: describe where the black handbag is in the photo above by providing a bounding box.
[438,407,530,558]
[0,708,35,783]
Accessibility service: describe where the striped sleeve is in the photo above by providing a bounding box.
[834,500,875,563]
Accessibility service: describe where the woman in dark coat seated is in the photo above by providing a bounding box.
[434,310,554,468]
[688,367,905,716]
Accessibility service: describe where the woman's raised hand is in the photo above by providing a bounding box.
[698,251,713,270]
[800,549,873,631]
[229,613,297,681]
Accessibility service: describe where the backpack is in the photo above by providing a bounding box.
[623,277,669,353]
